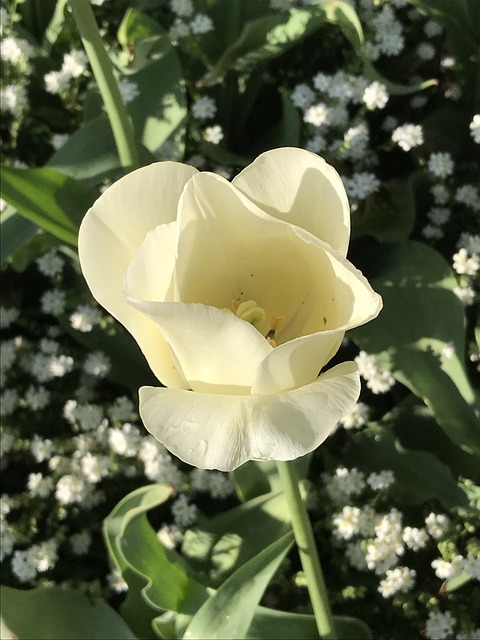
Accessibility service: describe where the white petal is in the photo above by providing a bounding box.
[125,300,272,394]
[232,147,351,256]
[78,162,197,387]
[139,361,360,471]
[124,222,177,305]
[252,331,345,395]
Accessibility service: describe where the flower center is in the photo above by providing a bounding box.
[223,299,284,347]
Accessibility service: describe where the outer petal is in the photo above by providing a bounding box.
[232,147,351,256]
[252,330,345,395]
[125,300,273,394]
[139,361,360,471]
[78,162,197,387]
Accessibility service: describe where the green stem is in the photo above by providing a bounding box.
[69,0,139,168]
[276,460,336,640]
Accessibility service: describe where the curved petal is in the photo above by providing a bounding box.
[139,361,360,471]
[252,330,345,395]
[175,171,381,345]
[125,300,272,394]
[232,147,351,256]
[78,162,198,387]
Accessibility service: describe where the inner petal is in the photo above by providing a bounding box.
[175,172,341,342]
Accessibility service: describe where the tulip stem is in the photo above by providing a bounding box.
[69,0,139,169]
[276,460,337,640]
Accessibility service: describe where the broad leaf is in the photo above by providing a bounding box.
[0,207,38,264]
[182,491,291,586]
[248,609,372,640]
[342,424,469,511]
[183,532,294,640]
[0,165,99,246]
[0,586,135,639]
[103,484,208,639]
[351,240,480,455]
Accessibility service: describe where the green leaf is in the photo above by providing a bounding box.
[231,456,311,502]
[126,35,187,159]
[182,491,291,587]
[320,0,364,54]
[247,609,372,639]
[103,484,208,639]
[200,6,326,86]
[442,570,474,593]
[118,7,160,47]
[183,531,295,640]
[43,0,68,49]
[351,240,480,455]
[48,116,125,184]
[390,396,480,483]
[352,178,415,242]
[0,206,38,264]
[343,424,469,511]
[363,59,438,96]
[0,585,135,639]
[0,166,99,246]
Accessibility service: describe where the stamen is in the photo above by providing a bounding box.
[235,300,266,327]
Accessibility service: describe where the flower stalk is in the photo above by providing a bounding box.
[276,460,337,640]
[69,0,139,168]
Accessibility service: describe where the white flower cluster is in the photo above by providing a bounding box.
[354,351,395,394]
[44,49,88,95]
[391,123,424,151]
[169,0,214,39]
[425,610,456,640]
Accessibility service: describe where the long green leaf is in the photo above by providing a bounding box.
[0,165,99,246]
[103,484,208,639]
[184,531,294,640]
[0,586,135,639]
[182,491,291,587]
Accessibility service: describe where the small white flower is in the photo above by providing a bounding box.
[453,248,479,276]
[36,249,64,278]
[425,512,450,539]
[170,0,193,17]
[425,610,456,640]
[454,285,475,306]
[61,49,88,79]
[362,81,388,110]
[118,78,139,104]
[70,304,102,332]
[11,550,37,583]
[431,183,450,204]
[367,470,395,491]
[378,566,416,598]
[171,494,198,527]
[469,114,480,144]
[83,351,111,377]
[44,70,70,95]
[303,103,329,127]
[339,402,369,429]
[391,123,424,151]
[190,14,214,35]
[291,83,315,109]
[70,530,92,555]
[0,306,19,329]
[203,124,223,144]
[192,96,217,120]
[428,152,454,179]
[0,84,28,116]
[416,42,436,60]
[402,526,428,551]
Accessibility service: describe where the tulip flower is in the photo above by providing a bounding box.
[79,147,382,471]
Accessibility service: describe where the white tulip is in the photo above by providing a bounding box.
[79,148,382,470]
